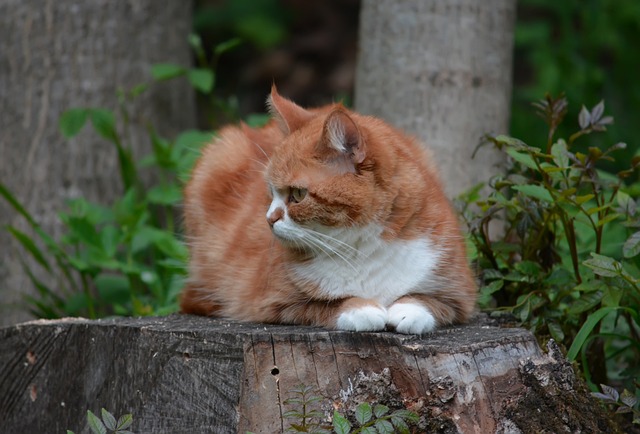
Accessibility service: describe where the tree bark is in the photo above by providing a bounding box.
[0,0,195,326]
[355,0,515,197]
[0,315,616,434]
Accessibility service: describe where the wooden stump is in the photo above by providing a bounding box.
[0,315,615,433]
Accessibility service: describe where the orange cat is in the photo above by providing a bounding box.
[180,86,477,334]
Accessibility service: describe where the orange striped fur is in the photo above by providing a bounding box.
[180,86,477,334]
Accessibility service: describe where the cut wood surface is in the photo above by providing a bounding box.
[0,314,614,433]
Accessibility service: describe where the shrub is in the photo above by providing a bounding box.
[457,94,640,397]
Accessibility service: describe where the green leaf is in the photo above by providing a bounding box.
[87,410,107,434]
[95,274,130,304]
[621,389,638,408]
[602,286,623,308]
[6,226,52,272]
[390,416,410,434]
[332,411,351,434]
[147,184,183,205]
[374,419,394,434]
[617,190,636,216]
[490,134,530,149]
[214,37,242,55]
[596,213,620,227]
[0,182,38,226]
[515,261,542,277]
[586,204,610,216]
[578,105,591,129]
[623,231,640,258]
[66,216,102,249]
[59,108,89,138]
[583,253,621,277]
[506,148,538,170]
[567,291,603,315]
[282,410,304,419]
[355,402,372,424]
[116,413,133,430]
[373,404,390,418]
[512,185,553,202]
[551,140,569,168]
[574,194,595,205]
[101,408,117,430]
[187,68,215,93]
[90,109,118,143]
[100,225,120,258]
[567,307,619,360]
[547,322,565,342]
[151,63,185,80]
[391,410,419,423]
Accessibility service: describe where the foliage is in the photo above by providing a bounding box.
[512,0,640,172]
[280,384,418,434]
[458,95,640,396]
[591,384,640,425]
[0,37,250,318]
[67,408,134,434]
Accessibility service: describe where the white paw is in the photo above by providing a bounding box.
[387,303,436,334]
[336,306,387,332]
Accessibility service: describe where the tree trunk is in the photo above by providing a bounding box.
[0,315,616,434]
[355,0,515,197]
[0,0,195,326]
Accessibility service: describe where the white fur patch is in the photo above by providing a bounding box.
[387,303,436,335]
[336,305,387,331]
[266,197,286,219]
[292,225,441,306]
[326,117,346,152]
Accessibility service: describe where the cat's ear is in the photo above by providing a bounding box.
[267,84,313,135]
[319,108,366,168]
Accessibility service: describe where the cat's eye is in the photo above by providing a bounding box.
[289,187,307,203]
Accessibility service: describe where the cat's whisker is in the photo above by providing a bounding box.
[298,236,346,271]
[248,157,269,170]
[249,141,271,163]
[301,233,360,272]
[303,228,367,258]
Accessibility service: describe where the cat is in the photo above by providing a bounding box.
[180,86,477,334]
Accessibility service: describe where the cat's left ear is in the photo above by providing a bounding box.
[267,84,314,135]
[320,108,366,167]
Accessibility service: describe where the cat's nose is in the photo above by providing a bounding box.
[266,207,284,227]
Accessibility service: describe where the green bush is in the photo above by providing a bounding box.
[458,94,640,399]
[0,37,251,319]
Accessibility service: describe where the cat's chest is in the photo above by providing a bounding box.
[291,236,441,306]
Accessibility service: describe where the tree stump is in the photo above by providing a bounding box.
[0,315,614,433]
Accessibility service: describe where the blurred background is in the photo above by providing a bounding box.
[195,0,640,170]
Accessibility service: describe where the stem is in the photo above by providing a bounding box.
[561,215,582,283]
[625,312,640,344]
[81,273,96,319]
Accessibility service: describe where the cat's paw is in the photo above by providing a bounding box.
[387,303,436,334]
[336,305,387,332]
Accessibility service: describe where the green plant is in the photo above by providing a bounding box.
[331,404,418,434]
[591,384,640,425]
[281,384,419,434]
[0,37,250,319]
[67,408,134,434]
[458,94,640,391]
[283,384,330,434]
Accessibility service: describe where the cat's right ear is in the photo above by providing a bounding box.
[267,85,313,135]
[319,108,366,170]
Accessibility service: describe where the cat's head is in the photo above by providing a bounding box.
[264,86,386,248]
